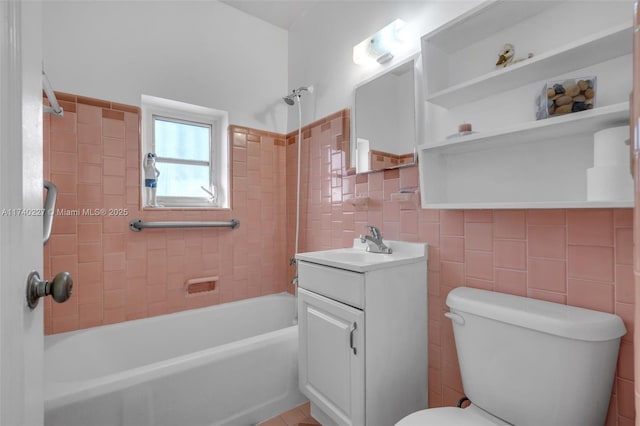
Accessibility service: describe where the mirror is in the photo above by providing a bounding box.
[352,56,419,174]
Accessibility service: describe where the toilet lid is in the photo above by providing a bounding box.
[395,406,508,426]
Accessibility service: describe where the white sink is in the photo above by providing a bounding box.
[295,239,427,273]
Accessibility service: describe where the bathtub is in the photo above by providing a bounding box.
[44,292,305,426]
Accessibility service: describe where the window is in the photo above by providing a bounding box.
[141,95,229,208]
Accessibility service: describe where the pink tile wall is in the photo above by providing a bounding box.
[287,109,635,425]
[43,93,288,334]
[43,96,635,423]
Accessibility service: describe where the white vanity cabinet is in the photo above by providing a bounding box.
[298,287,365,426]
[296,241,428,426]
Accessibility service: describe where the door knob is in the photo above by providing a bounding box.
[26,271,73,309]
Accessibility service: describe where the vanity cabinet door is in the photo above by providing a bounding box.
[298,288,365,426]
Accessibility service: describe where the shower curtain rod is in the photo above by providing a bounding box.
[42,67,64,117]
[129,218,240,232]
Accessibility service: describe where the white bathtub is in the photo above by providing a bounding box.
[44,292,305,426]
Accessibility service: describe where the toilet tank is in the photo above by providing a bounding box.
[446,287,626,426]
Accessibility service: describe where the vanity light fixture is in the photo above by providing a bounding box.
[353,19,409,66]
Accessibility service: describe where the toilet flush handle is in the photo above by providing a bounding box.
[444,312,465,326]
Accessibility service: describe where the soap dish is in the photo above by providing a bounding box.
[390,191,420,209]
[344,195,369,207]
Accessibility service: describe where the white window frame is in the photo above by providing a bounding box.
[141,95,229,209]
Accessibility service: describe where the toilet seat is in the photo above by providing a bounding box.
[395,405,510,426]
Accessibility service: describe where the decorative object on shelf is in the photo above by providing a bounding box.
[443,121,477,140]
[144,152,161,207]
[537,77,596,120]
[495,43,534,68]
[587,125,633,202]
[446,127,478,140]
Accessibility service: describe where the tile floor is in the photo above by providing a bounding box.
[258,401,320,426]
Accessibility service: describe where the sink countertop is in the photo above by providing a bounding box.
[295,239,428,273]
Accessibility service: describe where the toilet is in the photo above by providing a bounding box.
[396,287,626,426]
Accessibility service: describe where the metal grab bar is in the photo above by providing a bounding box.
[129,218,239,232]
[43,180,57,245]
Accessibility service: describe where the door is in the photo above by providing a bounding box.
[633,0,640,420]
[0,1,45,425]
[298,288,364,426]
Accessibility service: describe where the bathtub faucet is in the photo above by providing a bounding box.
[360,225,392,254]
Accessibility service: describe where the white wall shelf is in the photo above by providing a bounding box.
[424,23,632,108]
[418,0,633,210]
[421,201,633,210]
[423,1,550,53]
[424,103,629,154]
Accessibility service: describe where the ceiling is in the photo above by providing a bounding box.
[220,1,321,30]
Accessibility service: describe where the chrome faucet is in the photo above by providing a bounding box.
[360,225,392,254]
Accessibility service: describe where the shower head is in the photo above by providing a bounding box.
[294,85,313,95]
[282,85,314,106]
